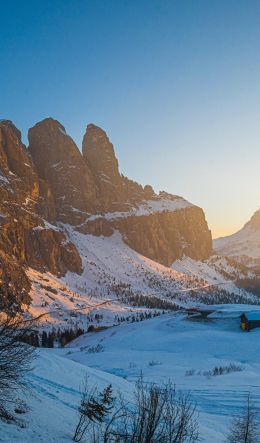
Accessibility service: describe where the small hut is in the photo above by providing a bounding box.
[240,312,260,331]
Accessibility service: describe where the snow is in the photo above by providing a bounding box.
[58,126,67,136]
[6,222,258,441]
[43,220,60,231]
[0,171,9,184]
[51,161,62,168]
[26,225,258,330]
[0,350,133,442]
[243,311,260,321]
[64,225,254,305]
[214,225,260,261]
[87,197,193,222]
[172,256,251,297]
[26,267,155,331]
[3,310,260,442]
[62,227,196,297]
[32,220,60,233]
[65,311,260,442]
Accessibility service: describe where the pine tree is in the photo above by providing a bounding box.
[73,380,115,442]
[41,331,47,347]
[47,332,54,348]
[34,333,39,347]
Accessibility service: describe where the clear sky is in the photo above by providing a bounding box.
[1,0,259,238]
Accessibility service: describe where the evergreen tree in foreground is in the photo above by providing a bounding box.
[73,379,114,442]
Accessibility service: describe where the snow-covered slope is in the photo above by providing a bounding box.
[86,195,193,222]
[25,228,258,331]
[214,226,260,260]
[172,255,253,294]
[214,209,260,269]
[66,310,260,442]
[4,309,260,442]
[0,350,133,442]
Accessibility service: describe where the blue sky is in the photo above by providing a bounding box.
[1,0,260,237]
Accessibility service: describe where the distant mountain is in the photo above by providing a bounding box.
[214,209,260,270]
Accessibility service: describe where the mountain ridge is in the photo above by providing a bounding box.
[1,117,213,311]
[214,208,260,270]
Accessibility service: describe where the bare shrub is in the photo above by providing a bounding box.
[203,363,242,378]
[186,363,242,378]
[86,344,104,354]
[185,369,196,376]
[148,360,162,367]
[109,377,198,443]
[226,393,260,443]
[0,313,36,422]
[74,375,199,442]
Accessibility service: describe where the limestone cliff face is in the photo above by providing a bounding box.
[28,118,97,224]
[83,124,121,185]
[0,120,82,311]
[25,227,82,276]
[82,124,149,211]
[81,124,212,263]
[0,117,212,311]
[80,203,212,266]
[115,207,212,266]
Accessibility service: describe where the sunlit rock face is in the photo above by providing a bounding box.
[0,120,82,311]
[82,124,212,264]
[83,123,121,185]
[82,123,148,212]
[114,207,212,266]
[0,120,38,310]
[80,204,212,266]
[28,118,98,224]
[0,117,212,311]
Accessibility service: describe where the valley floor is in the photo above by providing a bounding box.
[1,308,260,442]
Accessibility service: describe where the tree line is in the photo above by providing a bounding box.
[22,326,84,348]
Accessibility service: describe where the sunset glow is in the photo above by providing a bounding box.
[1,1,259,237]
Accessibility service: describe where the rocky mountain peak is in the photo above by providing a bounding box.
[28,118,97,223]
[82,123,121,184]
[246,208,260,230]
[28,118,76,163]
[0,119,22,140]
[0,116,213,311]
[0,119,38,198]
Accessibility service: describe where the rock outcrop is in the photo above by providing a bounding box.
[114,206,212,266]
[28,118,97,224]
[82,123,151,211]
[0,120,82,311]
[0,117,213,311]
[79,197,212,266]
[83,124,121,186]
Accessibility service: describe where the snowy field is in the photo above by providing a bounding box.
[2,308,260,442]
